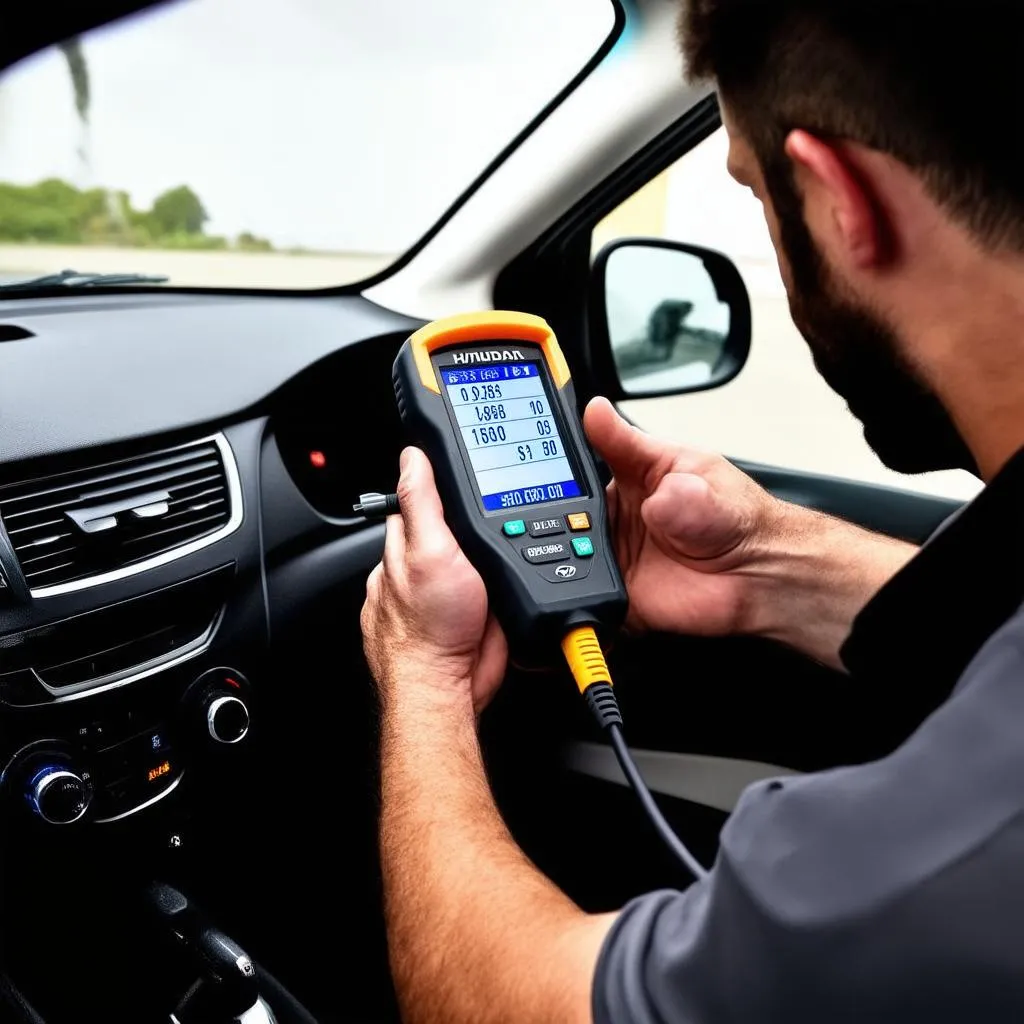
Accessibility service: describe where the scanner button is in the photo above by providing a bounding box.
[522,541,571,564]
[502,520,527,538]
[537,560,592,583]
[567,513,591,531]
[527,517,565,537]
[571,537,595,558]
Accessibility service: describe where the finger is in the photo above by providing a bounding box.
[382,505,406,576]
[360,563,384,636]
[474,615,509,706]
[605,477,619,529]
[366,561,384,593]
[480,614,508,665]
[396,446,452,556]
[584,397,673,486]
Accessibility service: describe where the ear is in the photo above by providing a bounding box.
[784,129,889,270]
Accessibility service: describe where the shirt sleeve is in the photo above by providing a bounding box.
[592,619,1024,1023]
[591,782,833,1024]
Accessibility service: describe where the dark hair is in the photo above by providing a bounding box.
[679,0,1024,251]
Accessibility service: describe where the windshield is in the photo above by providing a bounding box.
[0,0,614,290]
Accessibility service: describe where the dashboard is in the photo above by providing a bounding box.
[0,289,422,835]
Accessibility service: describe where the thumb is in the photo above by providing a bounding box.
[584,396,671,485]
[397,446,448,551]
[641,471,744,560]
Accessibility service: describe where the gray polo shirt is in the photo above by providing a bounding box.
[593,453,1024,1022]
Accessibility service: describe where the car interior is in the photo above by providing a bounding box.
[0,2,966,1022]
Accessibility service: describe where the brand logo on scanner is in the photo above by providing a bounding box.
[451,349,525,364]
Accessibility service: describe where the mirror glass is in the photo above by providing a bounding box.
[604,244,732,395]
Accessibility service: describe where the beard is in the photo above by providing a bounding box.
[763,164,977,476]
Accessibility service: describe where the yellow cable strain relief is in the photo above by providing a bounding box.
[561,625,612,695]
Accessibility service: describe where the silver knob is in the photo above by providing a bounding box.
[207,695,250,744]
[27,767,90,824]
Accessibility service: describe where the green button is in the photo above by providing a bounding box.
[571,536,594,558]
[503,519,526,537]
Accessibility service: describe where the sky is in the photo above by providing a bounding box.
[0,0,613,252]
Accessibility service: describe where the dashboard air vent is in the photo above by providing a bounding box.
[0,436,237,594]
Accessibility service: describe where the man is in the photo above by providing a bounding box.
[361,1,1024,1020]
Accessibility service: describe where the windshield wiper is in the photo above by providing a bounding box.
[0,268,170,293]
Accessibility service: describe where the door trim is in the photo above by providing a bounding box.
[566,741,799,813]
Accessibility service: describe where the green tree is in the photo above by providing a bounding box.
[0,178,281,252]
[0,179,81,241]
[236,231,273,252]
[149,185,208,236]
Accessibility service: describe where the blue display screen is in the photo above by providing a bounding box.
[441,362,583,511]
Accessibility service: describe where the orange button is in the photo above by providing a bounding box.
[567,513,591,531]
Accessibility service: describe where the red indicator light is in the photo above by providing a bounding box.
[225,676,241,689]
[309,450,327,469]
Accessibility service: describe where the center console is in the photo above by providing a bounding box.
[0,422,321,1022]
[4,662,250,826]
[0,563,254,829]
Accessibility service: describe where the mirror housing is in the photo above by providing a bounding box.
[588,238,752,399]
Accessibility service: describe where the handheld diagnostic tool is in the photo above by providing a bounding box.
[392,311,628,663]
[388,311,706,881]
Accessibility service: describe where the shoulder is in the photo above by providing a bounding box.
[594,608,1024,1024]
[724,601,1024,925]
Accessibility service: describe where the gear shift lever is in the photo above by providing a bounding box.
[171,925,261,1023]
[148,882,275,1024]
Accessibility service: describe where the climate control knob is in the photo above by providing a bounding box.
[26,765,91,825]
[206,695,250,745]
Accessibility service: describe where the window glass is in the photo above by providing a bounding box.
[593,128,982,501]
[0,0,614,289]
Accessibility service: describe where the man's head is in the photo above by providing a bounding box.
[679,1,1024,476]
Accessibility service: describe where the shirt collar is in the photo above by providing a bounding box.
[840,448,1024,738]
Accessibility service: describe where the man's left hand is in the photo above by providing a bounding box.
[361,446,508,716]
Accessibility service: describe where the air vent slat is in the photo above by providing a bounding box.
[0,460,221,522]
[122,511,226,547]
[25,560,77,582]
[5,516,66,537]
[19,544,80,568]
[16,531,74,551]
[159,499,226,523]
[0,437,235,592]
[0,445,218,508]
[167,484,223,506]
[77,459,219,503]
[166,471,223,495]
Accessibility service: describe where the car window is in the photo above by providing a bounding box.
[593,127,983,501]
[0,0,614,290]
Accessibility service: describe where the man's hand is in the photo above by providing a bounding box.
[364,448,613,1024]
[361,446,507,716]
[584,398,917,668]
[585,396,783,637]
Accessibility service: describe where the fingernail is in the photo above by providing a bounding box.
[399,448,412,475]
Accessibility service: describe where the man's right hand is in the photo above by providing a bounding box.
[584,398,917,669]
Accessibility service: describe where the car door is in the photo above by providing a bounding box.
[491,99,979,908]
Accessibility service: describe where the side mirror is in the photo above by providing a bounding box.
[588,238,752,399]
